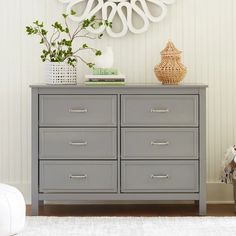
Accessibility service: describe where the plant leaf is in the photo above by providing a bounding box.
[70,10,76,15]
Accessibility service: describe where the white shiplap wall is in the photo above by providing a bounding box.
[0,0,236,203]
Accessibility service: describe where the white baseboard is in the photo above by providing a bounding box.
[207,182,234,204]
[4,182,235,205]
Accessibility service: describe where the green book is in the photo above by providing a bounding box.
[84,81,125,86]
[93,68,118,75]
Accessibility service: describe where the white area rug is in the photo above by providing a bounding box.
[18,217,236,236]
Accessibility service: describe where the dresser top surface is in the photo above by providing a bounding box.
[30,83,208,89]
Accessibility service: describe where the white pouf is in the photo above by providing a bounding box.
[0,184,26,236]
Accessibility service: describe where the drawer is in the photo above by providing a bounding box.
[39,95,117,126]
[39,161,117,192]
[121,161,198,192]
[121,95,198,126]
[39,128,117,159]
[121,128,198,159]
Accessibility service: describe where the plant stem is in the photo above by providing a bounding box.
[74,47,97,55]
[71,22,83,40]
[74,34,96,40]
[52,31,61,45]
[64,17,72,40]
[37,26,50,50]
[74,55,91,65]
[50,28,57,44]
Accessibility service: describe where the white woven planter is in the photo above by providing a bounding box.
[46,62,77,85]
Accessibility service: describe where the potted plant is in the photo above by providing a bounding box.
[221,145,236,212]
[26,10,111,84]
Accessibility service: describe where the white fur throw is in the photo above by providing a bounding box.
[0,184,26,236]
[221,145,236,183]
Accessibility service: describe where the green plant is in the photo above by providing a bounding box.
[26,10,112,68]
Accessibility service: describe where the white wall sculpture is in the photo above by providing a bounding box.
[58,0,175,38]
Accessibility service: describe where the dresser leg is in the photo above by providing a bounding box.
[31,199,39,216]
[199,199,207,216]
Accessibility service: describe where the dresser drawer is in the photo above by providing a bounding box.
[39,128,117,159]
[39,95,117,126]
[121,128,198,159]
[39,161,117,192]
[121,95,198,126]
[121,161,198,192]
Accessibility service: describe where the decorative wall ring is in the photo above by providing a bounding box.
[59,0,175,37]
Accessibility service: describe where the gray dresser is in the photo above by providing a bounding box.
[31,84,207,215]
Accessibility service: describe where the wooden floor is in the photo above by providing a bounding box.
[26,204,236,216]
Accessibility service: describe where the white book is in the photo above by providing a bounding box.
[85,74,126,80]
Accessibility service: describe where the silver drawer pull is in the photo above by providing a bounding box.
[69,174,87,179]
[151,174,169,179]
[151,141,169,146]
[69,108,88,113]
[69,141,87,146]
[150,109,169,113]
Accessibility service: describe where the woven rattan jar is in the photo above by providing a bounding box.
[154,41,187,85]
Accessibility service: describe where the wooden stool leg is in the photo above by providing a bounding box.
[233,179,236,212]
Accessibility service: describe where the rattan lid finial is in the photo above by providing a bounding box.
[160,41,182,56]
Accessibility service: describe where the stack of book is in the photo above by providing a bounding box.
[84,68,126,86]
